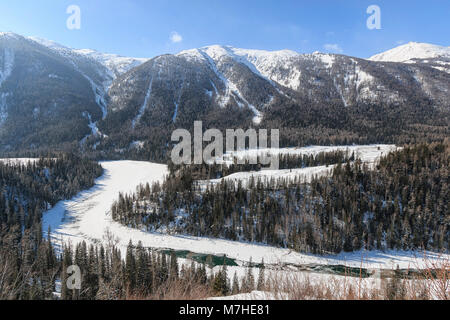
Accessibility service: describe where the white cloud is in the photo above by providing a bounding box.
[170,31,183,43]
[323,43,343,54]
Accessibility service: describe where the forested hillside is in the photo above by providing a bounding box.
[0,155,102,299]
[111,143,449,254]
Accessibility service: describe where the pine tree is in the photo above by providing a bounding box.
[231,272,240,295]
[169,251,179,280]
[257,259,265,291]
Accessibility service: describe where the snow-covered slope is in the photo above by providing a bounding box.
[0,38,14,127]
[0,33,116,150]
[201,45,301,91]
[28,36,148,79]
[176,45,286,123]
[73,49,148,77]
[369,42,450,63]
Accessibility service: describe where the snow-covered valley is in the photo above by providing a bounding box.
[41,147,449,278]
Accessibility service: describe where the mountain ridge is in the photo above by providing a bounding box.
[3,32,450,64]
[369,42,450,63]
[0,32,448,159]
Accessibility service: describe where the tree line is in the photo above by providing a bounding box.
[112,143,449,254]
[0,154,102,299]
[59,240,265,300]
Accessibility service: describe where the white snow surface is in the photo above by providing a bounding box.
[0,48,14,88]
[190,45,302,92]
[41,154,448,270]
[0,32,21,40]
[68,60,109,120]
[28,36,147,78]
[73,49,148,76]
[199,165,335,189]
[369,42,450,63]
[218,144,398,165]
[43,161,167,251]
[80,112,106,146]
[192,46,263,123]
[0,92,10,125]
[210,291,289,300]
[132,77,154,128]
[0,158,41,165]
[201,145,397,189]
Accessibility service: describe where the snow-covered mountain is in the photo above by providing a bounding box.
[28,36,148,79]
[0,33,151,152]
[369,42,450,75]
[0,32,108,151]
[72,49,148,77]
[370,42,450,63]
[0,33,448,156]
[106,43,449,128]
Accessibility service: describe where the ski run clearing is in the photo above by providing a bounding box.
[41,146,448,280]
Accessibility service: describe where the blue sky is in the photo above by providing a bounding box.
[0,0,448,59]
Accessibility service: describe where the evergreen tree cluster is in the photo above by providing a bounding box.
[59,240,264,300]
[112,143,449,254]
[168,149,353,181]
[0,154,102,299]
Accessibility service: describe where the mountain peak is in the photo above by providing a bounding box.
[369,42,450,63]
[26,36,148,77]
[0,32,22,40]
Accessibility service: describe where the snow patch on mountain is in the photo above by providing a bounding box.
[130,140,145,150]
[132,76,154,128]
[71,60,109,119]
[225,47,295,86]
[28,37,111,119]
[176,48,205,63]
[80,111,106,147]
[355,66,375,89]
[0,92,9,126]
[172,78,185,123]
[83,112,101,137]
[226,46,302,91]
[0,48,14,88]
[28,36,147,79]
[310,52,335,69]
[0,32,21,40]
[369,42,450,63]
[197,46,263,123]
[0,47,14,127]
[74,49,148,76]
[197,47,232,107]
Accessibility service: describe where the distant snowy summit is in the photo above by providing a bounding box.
[27,36,149,78]
[3,32,448,67]
[369,42,450,63]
